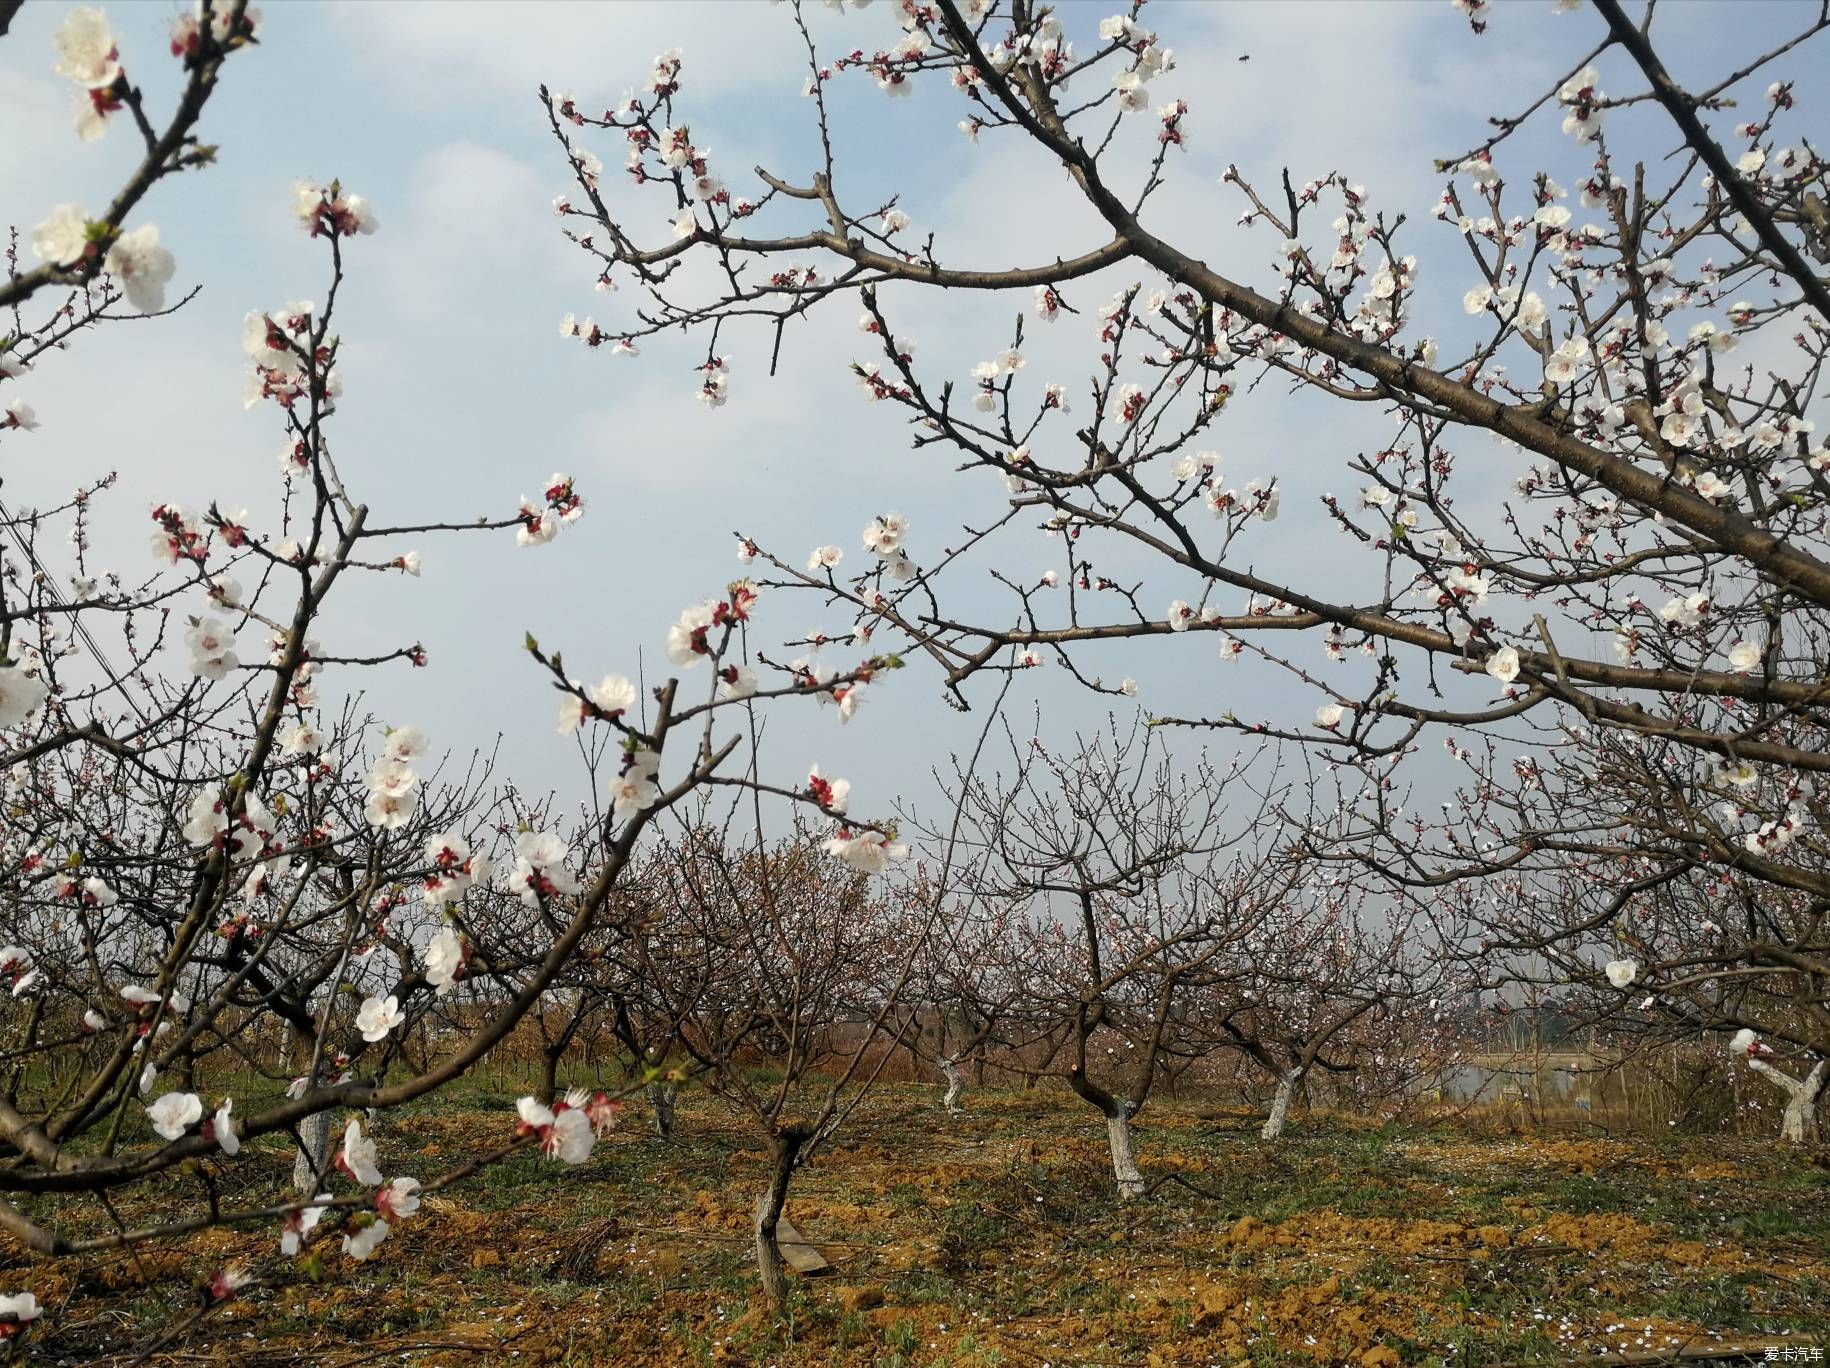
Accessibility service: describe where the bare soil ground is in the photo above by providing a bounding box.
[8,1083,1828,1366]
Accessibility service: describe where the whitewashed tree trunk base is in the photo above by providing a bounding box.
[1751,1057,1825,1143]
[292,1109,331,1192]
[1105,1108,1145,1200]
[648,1081,678,1138]
[1261,1070,1299,1142]
[940,1057,965,1114]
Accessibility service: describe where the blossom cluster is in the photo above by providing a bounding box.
[365,726,428,830]
[32,204,175,313]
[556,673,636,735]
[420,831,489,911]
[505,829,582,905]
[0,664,49,730]
[52,7,123,140]
[330,1120,421,1262]
[514,1088,621,1164]
[293,181,379,239]
[169,2,261,60]
[1098,14,1174,115]
[242,299,324,410]
[517,472,587,546]
[665,581,760,669]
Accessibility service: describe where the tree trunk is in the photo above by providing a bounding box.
[1751,1057,1826,1143]
[292,1108,331,1192]
[1782,1064,1824,1143]
[1104,1106,1145,1200]
[648,1081,678,1138]
[753,1125,811,1318]
[1261,1068,1300,1142]
[939,1056,965,1114]
[538,1047,562,1106]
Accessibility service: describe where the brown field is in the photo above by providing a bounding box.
[7,1080,1828,1367]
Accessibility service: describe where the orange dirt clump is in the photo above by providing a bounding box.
[684,1188,748,1230]
[1240,1279,1437,1362]
[1523,1210,1774,1271]
[1193,1281,1243,1324]
[1280,1212,1480,1257]
[1515,1138,1634,1172]
[838,1283,885,1313]
[1529,1210,1656,1254]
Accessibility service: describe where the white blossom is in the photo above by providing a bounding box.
[355,994,405,1043]
[102,226,176,314]
[146,1091,203,1141]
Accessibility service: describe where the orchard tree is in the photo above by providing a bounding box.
[607,675,1006,1314]
[1203,875,1433,1141]
[927,718,1314,1194]
[619,816,918,1315]
[569,828,696,1135]
[893,873,1037,1114]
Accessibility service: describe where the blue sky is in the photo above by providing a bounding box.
[2,0,1820,825]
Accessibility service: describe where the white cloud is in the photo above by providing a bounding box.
[369,141,557,324]
[328,0,816,109]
